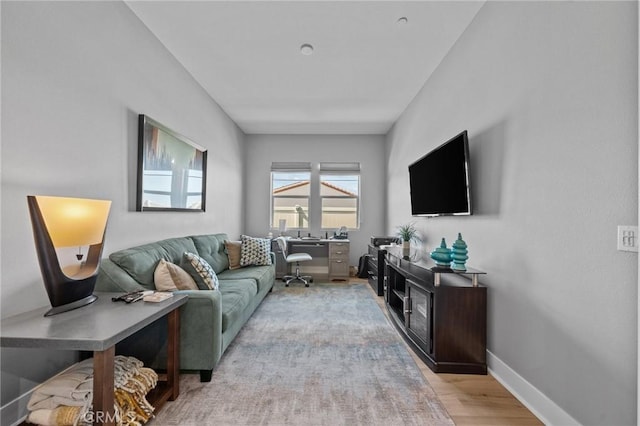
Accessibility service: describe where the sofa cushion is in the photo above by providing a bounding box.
[224,240,242,270]
[109,237,198,288]
[219,279,258,333]
[240,235,272,267]
[181,252,220,290]
[190,234,230,274]
[154,259,198,291]
[218,265,275,293]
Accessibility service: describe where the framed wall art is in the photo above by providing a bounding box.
[136,115,207,212]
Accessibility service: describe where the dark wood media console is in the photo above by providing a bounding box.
[385,251,487,374]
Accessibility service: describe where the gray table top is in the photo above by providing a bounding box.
[0,292,188,351]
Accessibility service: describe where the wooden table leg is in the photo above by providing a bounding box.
[93,346,115,425]
[167,308,180,400]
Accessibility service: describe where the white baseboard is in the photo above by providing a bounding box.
[487,350,581,426]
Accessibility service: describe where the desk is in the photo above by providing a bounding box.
[272,239,350,281]
[1,292,187,425]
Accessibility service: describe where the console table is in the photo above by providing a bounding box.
[385,251,487,374]
[0,292,187,425]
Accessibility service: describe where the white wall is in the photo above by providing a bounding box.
[387,2,638,425]
[244,134,386,266]
[0,2,244,423]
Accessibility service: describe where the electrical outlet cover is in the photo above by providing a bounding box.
[617,225,638,252]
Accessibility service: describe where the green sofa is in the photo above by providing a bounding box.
[95,233,275,382]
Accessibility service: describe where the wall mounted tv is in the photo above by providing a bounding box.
[408,130,472,217]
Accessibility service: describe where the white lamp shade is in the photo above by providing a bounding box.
[34,196,112,248]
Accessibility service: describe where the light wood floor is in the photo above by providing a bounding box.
[355,278,543,426]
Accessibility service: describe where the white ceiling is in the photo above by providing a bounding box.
[126,1,484,135]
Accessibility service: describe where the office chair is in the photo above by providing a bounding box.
[275,236,313,287]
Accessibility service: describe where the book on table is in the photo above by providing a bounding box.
[143,292,173,303]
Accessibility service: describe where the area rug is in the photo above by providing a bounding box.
[150,283,453,426]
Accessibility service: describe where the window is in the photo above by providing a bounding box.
[320,162,360,229]
[270,162,360,231]
[271,163,311,230]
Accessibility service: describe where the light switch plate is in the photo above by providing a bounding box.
[617,226,638,252]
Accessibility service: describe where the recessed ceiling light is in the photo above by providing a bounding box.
[397,17,408,24]
[300,43,314,56]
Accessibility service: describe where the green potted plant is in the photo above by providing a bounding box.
[397,223,420,259]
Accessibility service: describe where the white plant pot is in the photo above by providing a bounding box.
[402,241,410,259]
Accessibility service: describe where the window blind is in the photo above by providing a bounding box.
[319,162,361,174]
[271,162,312,172]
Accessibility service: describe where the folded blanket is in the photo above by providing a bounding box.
[27,356,158,426]
[27,359,93,411]
[25,406,80,426]
[114,360,158,424]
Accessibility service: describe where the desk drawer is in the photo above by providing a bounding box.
[329,242,349,257]
[290,243,328,258]
[368,259,378,274]
[329,258,350,280]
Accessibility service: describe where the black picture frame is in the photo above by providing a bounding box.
[136,115,207,212]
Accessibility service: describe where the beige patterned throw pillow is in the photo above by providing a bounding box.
[154,259,198,291]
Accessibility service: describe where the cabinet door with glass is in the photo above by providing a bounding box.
[384,262,406,322]
[406,280,433,356]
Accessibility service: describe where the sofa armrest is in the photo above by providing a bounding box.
[173,289,223,371]
[270,251,276,264]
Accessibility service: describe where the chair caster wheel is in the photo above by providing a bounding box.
[305,284,309,287]
[285,284,289,287]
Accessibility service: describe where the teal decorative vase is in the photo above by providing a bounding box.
[451,233,468,271]
[430,238,452,267]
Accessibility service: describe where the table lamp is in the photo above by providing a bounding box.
[27,195,112,316]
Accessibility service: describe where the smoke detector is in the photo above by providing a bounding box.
[300,44,314,56]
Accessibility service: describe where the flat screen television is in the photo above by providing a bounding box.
[408,130,472,217]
